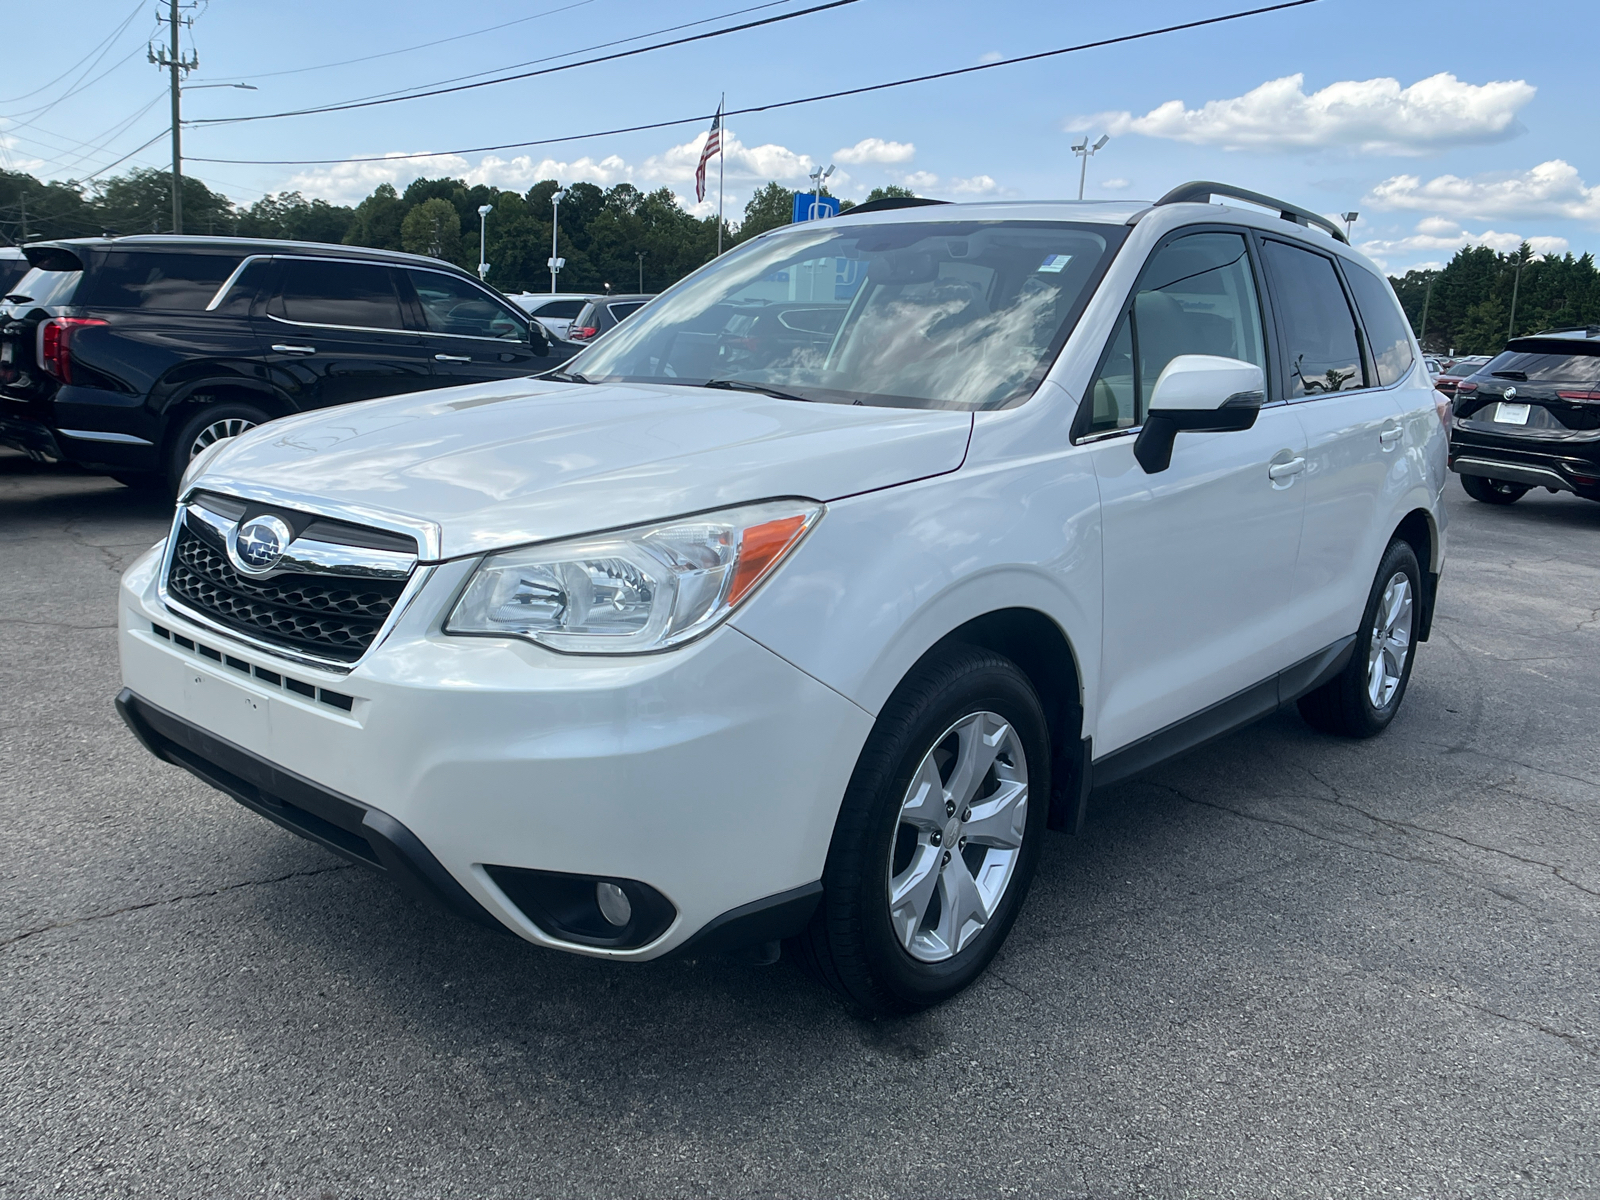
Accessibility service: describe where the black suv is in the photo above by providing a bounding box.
[0,235,571,490]
[1448,328,1600,504]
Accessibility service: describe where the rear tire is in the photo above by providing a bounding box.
[792,645,1051,1015]
[1460,474,1528,505]
[1298,539,1422,739]
[165,402,269,494]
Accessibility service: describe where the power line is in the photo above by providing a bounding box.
[0,0,146,107]
[214,0,600,81]
[190,0,1320,167]
[189,0,861,127]
[209,0,806,117]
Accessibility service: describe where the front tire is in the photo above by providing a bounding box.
[1298,539,1422,738]
[794,645,1051,1014]
[1460,474,1528,505]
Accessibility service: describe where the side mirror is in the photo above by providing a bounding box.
[526,317,552,356]
[1133,355,1265,474]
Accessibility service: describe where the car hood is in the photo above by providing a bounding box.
[197,378,973,559]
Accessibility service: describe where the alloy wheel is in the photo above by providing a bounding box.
[1366,571,1413,709]
[886,711,1029,964]
[188,417,256,460]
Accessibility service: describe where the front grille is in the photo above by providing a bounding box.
[166,526,406,663]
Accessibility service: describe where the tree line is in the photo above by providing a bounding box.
[8,164,1593,349]
[0,167,908,296]
[1389,245,1600,356]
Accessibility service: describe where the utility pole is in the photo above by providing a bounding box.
[636,251,646,293]
[18,192,26,242]
[1418,274,1433,346]
[150,0,198,234]
[1507,247,1529,341]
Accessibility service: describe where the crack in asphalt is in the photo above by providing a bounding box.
[0,863,356,951]
[1450,999,1598,1059]
[0,617,118,631]
[1151,783,1545,916]
[1301,767,1600,901]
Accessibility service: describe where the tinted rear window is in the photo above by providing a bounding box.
[1262,239,1366,396]
[276,259,406,330]
[533,299,585,318]
[0,258,29,296]
[4,267,81,307]
[1344,264,1414,387]
[1483,349,1600,386]
[80,251,242,310]
[608,301,646,321]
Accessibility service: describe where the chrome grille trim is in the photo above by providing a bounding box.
[183,477,443,561]
[156,498,435,674]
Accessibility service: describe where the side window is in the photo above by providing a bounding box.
[1085,231,1266,433]
[81,252,242,311]
[276,260,406,330]
[1344,265,1415,387]
[1261,240,1365,397]
[535,299,585,319]
[408,270,525,341]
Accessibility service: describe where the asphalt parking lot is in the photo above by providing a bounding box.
[2,444,1597,1200]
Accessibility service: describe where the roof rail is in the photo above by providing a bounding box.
[1150,181,1348,244]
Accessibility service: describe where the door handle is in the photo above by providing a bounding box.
[271,344,316,355]
[1379,424,1403,449]
[434,353,472,363]
[1268,456,1306,481]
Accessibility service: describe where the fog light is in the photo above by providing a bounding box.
[596,881,632,927]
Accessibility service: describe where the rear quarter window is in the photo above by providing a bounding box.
[5,267,81,308]
[608,301,646,322]
[1344,264,1415,387]
[80,251,243,311]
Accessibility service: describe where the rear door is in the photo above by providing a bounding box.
[402,267,558,385]
[1260,237,1409,655]
[257,258,433,411]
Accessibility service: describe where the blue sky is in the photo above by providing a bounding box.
[4,0,1596,273]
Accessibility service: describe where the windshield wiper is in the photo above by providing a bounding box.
[700,378,815,403]
[1491,370,1528,380]
[544,368,594,383]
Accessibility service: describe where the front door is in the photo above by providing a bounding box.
[1260,238,1410,655]
[257,258,433,411]
[1084,229,1309,756]
[403,268,559,386]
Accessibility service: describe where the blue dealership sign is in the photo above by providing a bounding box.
[792,193,840,223]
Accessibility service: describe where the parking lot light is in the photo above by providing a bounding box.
[549,188,568,293]
[477,204,493,281]
[1072,134,1109,201]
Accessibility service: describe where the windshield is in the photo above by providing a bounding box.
[3,266,81,308]
[568,219,1121,409]
[1483,349,1600,386]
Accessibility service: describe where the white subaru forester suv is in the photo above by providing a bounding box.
[117,183,1448,1013]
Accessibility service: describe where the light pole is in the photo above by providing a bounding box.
[548,187,567,294]
[807,163,834,220]
[1508,247,1529,340]
[476,204,493,281]
[1071,134,1109,200]
[636,250,646,293]
[1341,211,1359,240]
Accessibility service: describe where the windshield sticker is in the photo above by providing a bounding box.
[1037,254,1073,274]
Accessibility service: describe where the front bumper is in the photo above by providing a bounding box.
[118,544,874,959]
[1449,425,1600,496]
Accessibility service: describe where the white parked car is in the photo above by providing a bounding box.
[507,291,600,341]
[117,183,1449,1013]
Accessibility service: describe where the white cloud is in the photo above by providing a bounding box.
[977,51,1004,64]
[1099,177,1131,191]
[897,171,941,192]
[1085,72,1534,155]
[1356,218,1568,270]
[947,175,999,195]
[834,137,915,165]
[1364,160,1600,223]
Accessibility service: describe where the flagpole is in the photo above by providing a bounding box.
[717,92,725,256]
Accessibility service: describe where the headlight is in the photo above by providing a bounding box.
[445,499,822,654]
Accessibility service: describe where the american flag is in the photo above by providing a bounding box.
[694,104,723,204]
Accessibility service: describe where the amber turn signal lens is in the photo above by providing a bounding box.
[727,515,809,608]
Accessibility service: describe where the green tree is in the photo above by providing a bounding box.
[864,184,917,202]
[400,197,462,260]
[344,183,407,250]
[92,168,236,235]
[0,171,96,243]
[739,181,794,240]
[238,191,355,244]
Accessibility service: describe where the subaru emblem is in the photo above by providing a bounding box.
[230,514,293,575]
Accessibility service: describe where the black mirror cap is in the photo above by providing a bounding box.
[526,318,553,355]
[1133,390,1263,474]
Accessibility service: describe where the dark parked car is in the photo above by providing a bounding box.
[0,246,28,297]
[1447,327,1600,504]
[1432,355,1492,398]
[566,293,655,343]
[0,235,573,491]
